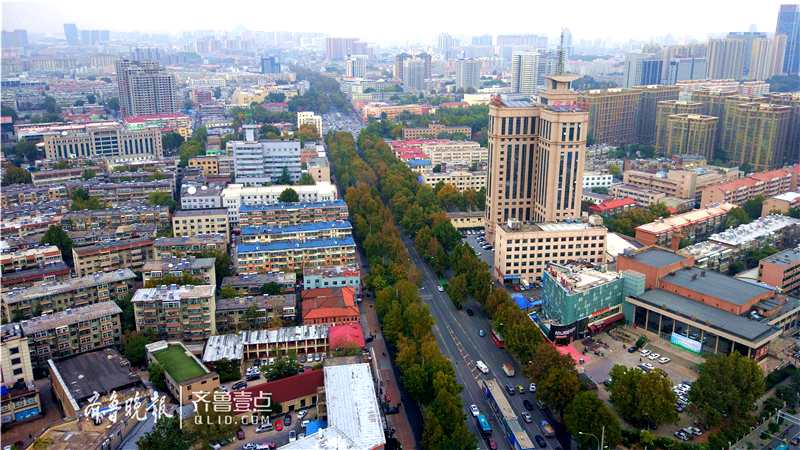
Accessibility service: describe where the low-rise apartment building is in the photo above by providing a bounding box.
[402,123,472,140]
[307,157,331,183]
[60,204,171,231]
[493,221,608,284]
[634,203,735,248]
[1,215,62,239]
[180,182,227,210]
[1,269,135,322]
[238,200,349,229]
[188,155,234,176]
[222,182,338,226]
[31,167,104,187]
[1,184,70,208]
[762,192,800,217]
[623,170,698,199]
[301,287,359,326]
[79,179,174,204]
[219,273,296,296]
[303,264,361,294]
[1,245,63,273]
[22,301,123,367]
[588,198,638,217]
[142,256,216,287]
[0,324,41,423]
[0,262,72,290]
[759,246,800,293]
[240,220,352,244]
[172,208,230,240]
[241,325,330,359]
[215,295,297,333]
[583,171,614,189]
[446,211,485,229]
[153,234,228,257]
[708,215,800,262]
[236,237,356,274]
[609,184,667,207]
[420,171,487,191]
[72,237,154,277]
[132,284,216,342]
[700,168,795,207]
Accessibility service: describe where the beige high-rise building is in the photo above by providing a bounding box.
[749,36,787,81]
[486,74,588,242]
[655,100,704,154]
[634,85,680,145]
[720,95,768,159]
[692,89,742,155]
[766,92,800,164]
[726,103,792,171]
[708,38,746,80]
[659,114,718,160]
[578,88,641,146]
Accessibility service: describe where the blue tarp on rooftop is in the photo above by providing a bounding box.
[305,420,328,435]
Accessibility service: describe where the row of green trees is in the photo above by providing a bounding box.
[326,130,476,450]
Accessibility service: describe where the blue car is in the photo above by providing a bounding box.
[479,329,486,337]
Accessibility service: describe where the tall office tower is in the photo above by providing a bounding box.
[726,103,791,170]
[562,28,574,60]
[345,55,367,78]
[394,52,411,79]
[456,58,481,91]
[658,114,718,159]
[726,31,769,78]
[766,92,800,163]
[64,23,79,46]
[666,57,708,84]
[402,58,427,91]
[776,4,800,75]
[623,53,662,87]
[537,52,560,88]
[511,52,539,96]
[261,56,280,74]
[655,100,704,154]
[116,59,178,117]
[1,30,28,48]
[691,89,739,155]
[578,88,642,146]
[497,34,548,49]
[438,33,458,55]
[634,85,680,145]
[417,52,433,78]
[473,34,493,46]
[749,36,787,80]
[484,74,588,243]
[708,38,746,79]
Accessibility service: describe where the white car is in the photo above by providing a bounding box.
[437,286,444,292]
[648,353,660,360]
[476,252,482,256]
[659,356,671,364]
[529,383,536,392]
[470,404,480,416]
[641,363,654,371]
[301,420,310,428]
[640,349,651,357]
[289,430,297,442]
[297,410,307,419]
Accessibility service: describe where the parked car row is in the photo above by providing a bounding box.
[673,381,692,413]
[639,349,671,364]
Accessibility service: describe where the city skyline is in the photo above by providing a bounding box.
[2,0,794,44]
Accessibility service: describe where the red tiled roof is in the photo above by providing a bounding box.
[301,287,358,321]
[750,169,790,182]
[589,197,636,212]
[712,177,758,192]
[329,323,366,349]
[231,369,324,413]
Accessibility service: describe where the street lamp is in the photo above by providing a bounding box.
[578,426,605,450]
[578,432,600,450]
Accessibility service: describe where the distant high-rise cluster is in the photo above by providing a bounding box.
[63,23,109,45]
[345,55,367,78]
[395,53,431,91]
[260,56,280,74]
[325,37,372,60]
[1,29,28,48]
[116,59,178,117]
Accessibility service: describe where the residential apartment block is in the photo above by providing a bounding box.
[60,204,171,231]
[80,179,173,204]
[236,237,356,274]
[31,167,100,187]
[153,234,228,257]
[21,301,123,367]
[303,264,361,294]
[42,124,163,160]
[700,168,795,207]
[307,157,331,183]
[401,123,472,140]
[708,215,800,262]
[145,341,219,407]
[239,201,350,229]
[0,262,72,290]
[420,171,487,191]
[1,245,62,273]
[172,208,230,240]
[116,59,177,117]
[297,112,323,135]
[655,100,704,154]
[759,246,800,293]
[221,182,338,226]
[634,85,681,145]
[240,325,330,360]
[608,184,667,207]
[180,182,226,210]
[724,102,792,171]
[762,192,800,217]
[142,256,216,287]
[72,237,154,277]
[301,287,359,326]
[232,127,302,185]
[0,324,40,423]
[1,269,135,322]
[241,220,352,244]
[215,295,297,333]
[132,284,216,342]
[219,272,296,296]
[634,203,735,248]
[389,139,487,166]
[1,184,70,208]
[582,171,614,189]
[657,114,718,160]
[578,88,641,146]
[188,155,235,177]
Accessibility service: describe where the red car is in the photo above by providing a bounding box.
[237,429,245,440]
[488,437,498,450]
[275,420,283,431]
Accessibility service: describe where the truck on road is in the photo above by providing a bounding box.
[502,363,514,377]
[539,420,555,437]
[476,360,489,374]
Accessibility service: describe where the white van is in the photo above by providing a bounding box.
[476,360,489,374]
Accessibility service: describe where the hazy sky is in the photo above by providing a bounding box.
[2,0,792,43]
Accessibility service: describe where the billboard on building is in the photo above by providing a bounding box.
[670,332,702,354]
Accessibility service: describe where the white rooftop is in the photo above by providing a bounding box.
[241,325,329,345]
[202,334,244,362]
[537,222,594,232]
[323,363,385,450]
[773,192,800,202]
[708,215,800,247]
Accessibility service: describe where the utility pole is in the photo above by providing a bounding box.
[600,425,605,450]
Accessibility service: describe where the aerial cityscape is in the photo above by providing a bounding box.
[1,2,800,450]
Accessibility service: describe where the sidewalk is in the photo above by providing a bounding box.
[361,299,416,449]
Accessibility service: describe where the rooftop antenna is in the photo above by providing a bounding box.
[557,28,566,75]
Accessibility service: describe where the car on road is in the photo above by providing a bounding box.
[275,420,282,431]
[516,385,525,393]
[466,309,474,316]
[521,412,532,423]
[627,346,638,353]
[529,383,536,392]
[648,353,661,360]
[479,329,486,337]
[297,410,307,419]
[300,354,307,363]
[237,429,245,440]
[284,415,291,426]
[659,356,671,364]
[488,437,498,450]
[640,349,651,357]
[289,430,297,442]
[243,444,257,450]
[523,399,533,410]
[476,252,482,256]
[437,286,444,292]
[641,363,654,371]
[255,423,273,433]
[535,435,547,447]
[385,406,400,415]
[301,420,310,428]
[790,437,799,446]
[506,384,515,395]
[232,381,247,391]
[470,404,480,416]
